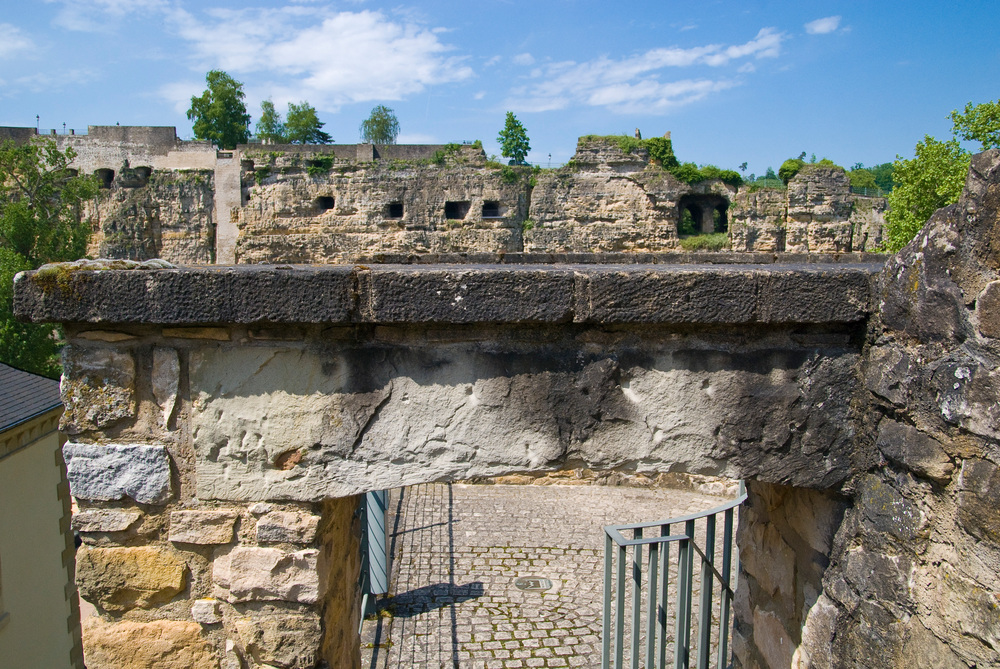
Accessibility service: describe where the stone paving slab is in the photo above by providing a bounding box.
[361,483,727,668]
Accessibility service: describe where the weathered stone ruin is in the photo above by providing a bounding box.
[14,150,1000,668]
[2,126,887,264]
[729,164,887,253]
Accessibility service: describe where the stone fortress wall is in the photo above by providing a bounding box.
[2,126,887,264]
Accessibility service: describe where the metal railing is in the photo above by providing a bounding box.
[602,482,747,669]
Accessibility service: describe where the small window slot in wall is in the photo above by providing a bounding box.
[445,201,470,220]
[388,202,404,219]
[482,201,501,218]
[315,196,335,211]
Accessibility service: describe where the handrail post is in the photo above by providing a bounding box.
[604,531,614,667]
[631,527,643,669]
[696,514,716,669]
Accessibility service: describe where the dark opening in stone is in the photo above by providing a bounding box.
[388,202,404,219]
[677,194,729,235]
[445,201,471,220]
[316,196,335,211]
[95,168,115,189]
[482,201,501,218]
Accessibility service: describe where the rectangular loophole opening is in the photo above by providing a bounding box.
[315,196,335,211]
[482,201,501,218]
[387,202,404,219]
[445,201,470,220]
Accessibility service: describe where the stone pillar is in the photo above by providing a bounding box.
[61,340,362,669]
[732,481,847,669]
[213,151,242,264]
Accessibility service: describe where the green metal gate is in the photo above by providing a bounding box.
[602,483,746,669]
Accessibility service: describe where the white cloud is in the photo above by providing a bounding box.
[45,0,169,32]
[0,23,34,58]
[484,55,502,67]
[474,91,486,100]
[512,53,535,66]
[804,16,841,35]
[158,80,205,114]
[162,6,473,110]
[504,28,783,114]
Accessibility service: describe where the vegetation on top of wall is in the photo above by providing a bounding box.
[580,134,741,186]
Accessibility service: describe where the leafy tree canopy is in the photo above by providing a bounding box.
[778,157,805,184]
[187,70,251,149]
[884,136,970,252]
[286,101,332,144]
[256,99,286,143]
[498,112,530,164]
[950,99,1000,150]
[360,105,400,145]
[0,140,98,376]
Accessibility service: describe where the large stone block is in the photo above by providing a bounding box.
[73,508,143,533]
[82,617,218,669]
[958,458,1000,543]
[234,608,322,668]
[152,347,180,427]
[256,511,321,544]
[169,509,239,544]
[64,442,172,504]
[60,347,135,433]
[214,547,321,604]
[76,546,187,612]
[876,419,954,482]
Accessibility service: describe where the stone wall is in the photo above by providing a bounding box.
[813,149,1000,668]
[729,165,887,253]
[235,145,525,263]
[87,168,216,264]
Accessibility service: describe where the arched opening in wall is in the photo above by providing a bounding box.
[482,201,501,218]
[95,169,114,189]
[445,201,470,220]
[713,203,728,233]
[387,202,404,219]
[315,196,335,212]
[677,194,730,240]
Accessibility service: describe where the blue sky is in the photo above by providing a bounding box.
[1,1,997,175]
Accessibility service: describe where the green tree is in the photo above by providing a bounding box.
[871,162,895,192]
[848,167,877,190]
[498,112,530,165]
[778,157,805,184]
[256,99,287,143]
[285,101,332,144]
[0,140,98,376]
[187,70,251,149]
[950,99,1000,150]
[360,105,400,144]
[883,136,970,252]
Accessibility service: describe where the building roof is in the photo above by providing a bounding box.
[0,363,61,432]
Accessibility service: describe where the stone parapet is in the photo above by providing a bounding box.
[14,258,880,327]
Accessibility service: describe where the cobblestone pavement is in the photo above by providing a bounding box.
[361,483,727,669]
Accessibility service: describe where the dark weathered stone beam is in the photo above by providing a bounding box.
[14,260,881,326]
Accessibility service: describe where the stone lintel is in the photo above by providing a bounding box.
[14,261,880,327]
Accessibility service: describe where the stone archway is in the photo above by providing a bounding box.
[17,259,877,669]
[678,194,729,235]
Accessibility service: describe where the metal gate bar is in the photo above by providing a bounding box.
[602,483,746,669]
